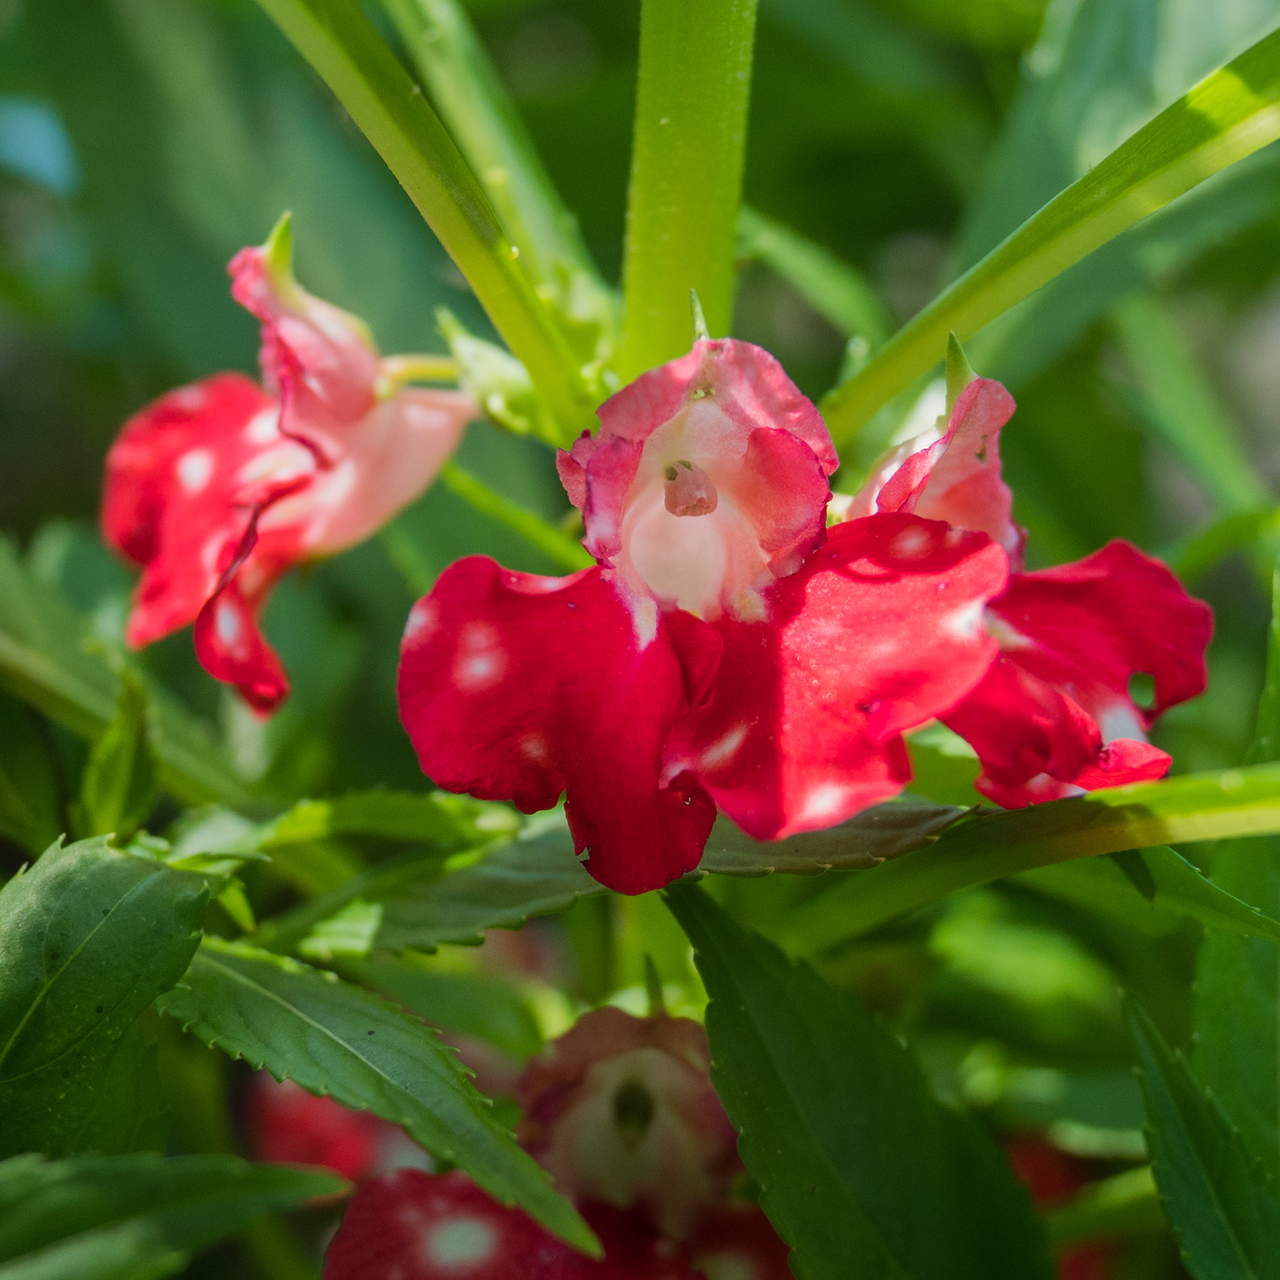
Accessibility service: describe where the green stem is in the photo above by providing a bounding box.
[440,463,593,573]
[379,0,617,357]
[619,0,759,379]
[252,0,597,440]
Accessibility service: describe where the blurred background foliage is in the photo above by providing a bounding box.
[2,1,1280,1272]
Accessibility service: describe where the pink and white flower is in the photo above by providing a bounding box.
[398,339,1009,893]
[102,216,474,712]
[847,365,1214,805]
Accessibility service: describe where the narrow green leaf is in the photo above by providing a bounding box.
[378,0,616,360]
[665,883,1053,1280]
[251,0,598,441]
[0,1152,344,1277]
[823,26,1280,444]
[157,938,597,1254]
[340,956,543,1060]
[78,676,158,842]
[775,762,1280,953]
[1022,845,1280,943]
[0,692,61,856]
[735,205,891,347]
[1045,1166,1165,1248]
[1110,294,1271,514]
[1167,508,1280,583]
[438,463,593,573]
[0,540,251,809]
[0,838,209,1159]
[1126,1000,1280,1279]
[619,0,759,377]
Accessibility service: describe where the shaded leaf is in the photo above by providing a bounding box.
[0,838,208,1158]
[156,938,595,1253]
[665,883,1053,1280]
[1126,1000,1280,1279]
[0,690,61,856]
[0,1152,344,1278]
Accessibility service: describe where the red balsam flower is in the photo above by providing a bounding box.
[398,339,1010,892]
[847,363,1213,805]
[324,1008,790,1280]
[102,215,474,712]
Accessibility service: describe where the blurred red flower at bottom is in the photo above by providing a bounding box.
[324,1169,789,1280]
[1006,1134,1110,1280]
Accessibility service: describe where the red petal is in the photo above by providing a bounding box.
[324,1171,697,1279]
[397,560,721,894]
[668,514,1008,839]
[248,1075,385,1180]
[945,540,1210,806]
[192,510,291,715]
[689,1203,791,1280]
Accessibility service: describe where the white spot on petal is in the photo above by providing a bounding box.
[176,448,214,493]
[942,598,985,641]
[403,600,439,641]
[172,385,206,413]
[1096,699,1146,744]
[453,621,506,692]
[521,734,550,763]
[700,723,748,770]
[244,408,280,444]
[630,593,658,649]
[797,783,850,825]
[216,600,242,650]
[891,526,932,560]
[425,1216,497,1266]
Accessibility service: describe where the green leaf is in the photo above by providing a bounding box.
[1126,1000,1280,1279]
[253,789,519,850]
[1021,845,1280,943]
[1045,1166,1166,1248]
[823,24,1280,444]
[0,691,61,856]
[1194,560,1280,1183]
[156,937,597,1254]
[619,0,760,376]
[735,205,891,347]
[77,676,158,842]
[340,956,543,1060]
[0,838,209,1158]
[697,796,967,876]
[0,1152,345,1278]
[377,0,617,361]
[438,463,592,573]
[251,0,597,441]
[1166,508,1280,583]
[0,539,251,809]
[774,761,1280,954]
[1109,293,1271,514]
[665,883,1053,1280]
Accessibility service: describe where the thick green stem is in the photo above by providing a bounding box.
[619,0,759,379]
[380,0,617,359]
[253,0,597,441]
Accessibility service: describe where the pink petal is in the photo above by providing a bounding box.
[559,340,836,620]
[850,378,1025,567]
[517,1008,739,1239]
[396,559,721,894]
[229,241,380,461]
[944,540,1211,806]
[667,513,1009,839]
[324,1170,698,1279]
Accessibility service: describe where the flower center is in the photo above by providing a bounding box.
[663,459,718,517]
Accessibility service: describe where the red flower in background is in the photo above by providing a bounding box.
[398,338,1009,893]
[322,1007,791,1280]
[849,361,1213,805]
[102,215,474,712]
